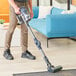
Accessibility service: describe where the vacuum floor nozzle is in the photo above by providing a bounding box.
[48,65,63,73]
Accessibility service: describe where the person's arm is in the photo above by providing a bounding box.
[28,0,33,18]
[8,0,20,14]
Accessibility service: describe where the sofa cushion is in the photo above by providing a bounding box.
[51,7,64,15]
[33,6,39,18]
[29,19,47,36]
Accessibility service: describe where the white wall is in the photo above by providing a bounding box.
[32,0,50,6]
[39,0,50,6]
[32,0,37,6]
[32,0,76,10]
[32,0,67,6]
[32,0,67,8]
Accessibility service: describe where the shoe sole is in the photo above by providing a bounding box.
[21,55,36,60]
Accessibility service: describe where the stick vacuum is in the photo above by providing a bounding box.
[16,6,63,73]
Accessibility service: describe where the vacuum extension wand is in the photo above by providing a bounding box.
[16,6,63,73]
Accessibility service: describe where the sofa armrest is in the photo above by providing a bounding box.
[46,14,76,33]
[51,7,64,15]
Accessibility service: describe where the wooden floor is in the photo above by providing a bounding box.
[0,31,76,76]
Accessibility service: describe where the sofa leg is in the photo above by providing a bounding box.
[69,37,76,41]
[47,38,49,48]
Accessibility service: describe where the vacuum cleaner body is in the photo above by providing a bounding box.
[16,6,31,24]
[16,6,63,73]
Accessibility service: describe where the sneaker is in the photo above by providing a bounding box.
[3,49,14,60]
[21,50,36,60]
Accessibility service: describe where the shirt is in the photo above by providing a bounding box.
[14,0,28,3]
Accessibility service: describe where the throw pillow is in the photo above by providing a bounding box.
[61,10,75,14]
[38,6,53,19]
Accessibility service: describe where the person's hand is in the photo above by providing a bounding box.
[30,11,34,18]
[14,6,21,14]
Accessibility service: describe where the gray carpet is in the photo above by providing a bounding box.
[13,69,76,76]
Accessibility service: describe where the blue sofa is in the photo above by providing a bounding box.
[29,7,76,47]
